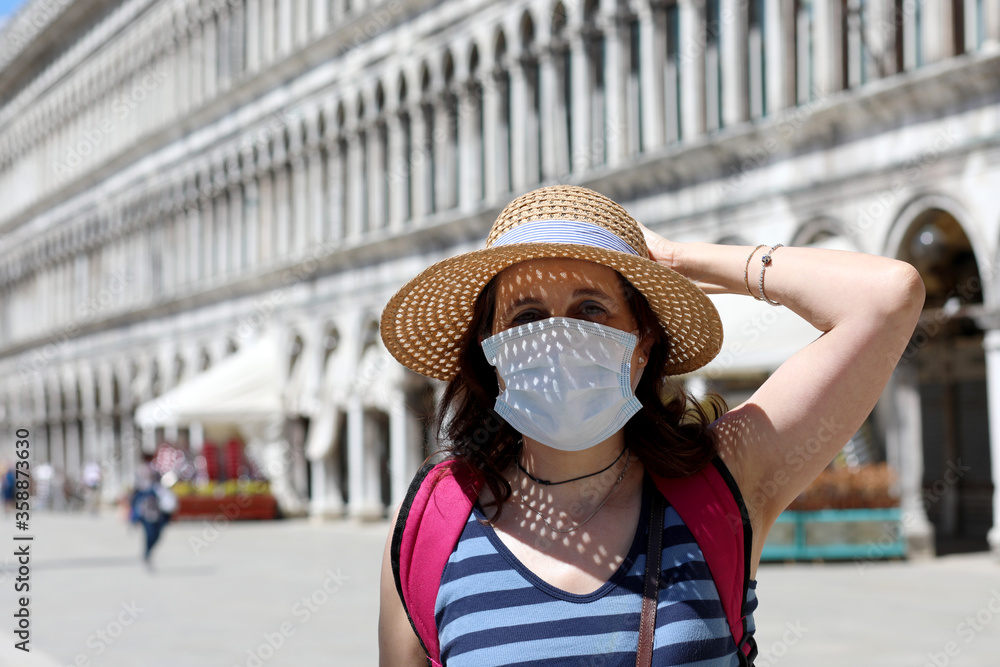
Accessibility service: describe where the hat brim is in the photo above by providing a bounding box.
[380,242,723,381]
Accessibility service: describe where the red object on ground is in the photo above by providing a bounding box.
[173,494,278,520]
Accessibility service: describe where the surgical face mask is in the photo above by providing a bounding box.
[480,317,643,452]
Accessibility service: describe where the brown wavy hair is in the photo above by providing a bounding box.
[436,271,726,521]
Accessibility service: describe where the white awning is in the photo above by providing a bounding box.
[695,237,854,378]
[134,331,285,427]
[697,293,822,377]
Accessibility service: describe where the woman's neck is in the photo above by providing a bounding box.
[516,434,628,486]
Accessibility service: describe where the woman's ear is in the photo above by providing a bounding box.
[639,333,654,364]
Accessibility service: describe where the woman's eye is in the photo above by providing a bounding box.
[580,302,608,317]
[512,310,541,324]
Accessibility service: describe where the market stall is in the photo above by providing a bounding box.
[133,331,306,519]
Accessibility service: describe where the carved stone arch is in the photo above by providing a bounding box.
[516,5,541,50]
[789,216,857,249]
[418,59,437,99]
[467,40,482,79]
[364,78,387,118]
[550,0,571,39]
[493,25,509,66]
[334,99,349,135]
[715,232,751,246]
[440,48,456,89]
[354,88,368,125]
[449,37,475,82]
[884,193,991,306]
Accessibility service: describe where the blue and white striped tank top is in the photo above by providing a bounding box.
[435,476,758,666]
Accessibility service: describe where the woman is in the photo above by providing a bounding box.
[378,185,923,666]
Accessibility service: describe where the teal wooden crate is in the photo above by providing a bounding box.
[760,508,905,561]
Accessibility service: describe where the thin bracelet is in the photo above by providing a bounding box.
[744,245,767,300]
[758,243,783,306]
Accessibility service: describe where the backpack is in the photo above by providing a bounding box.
[390,457,757,666]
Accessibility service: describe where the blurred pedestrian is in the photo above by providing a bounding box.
[129,456,176,569]
[82,461,102,514]
[1,462,14,515]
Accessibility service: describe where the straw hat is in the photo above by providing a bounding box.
[380,185,723,381]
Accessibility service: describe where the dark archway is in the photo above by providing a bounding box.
[898,208,990,554]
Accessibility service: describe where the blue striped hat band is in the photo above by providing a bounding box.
[489,219,641,257]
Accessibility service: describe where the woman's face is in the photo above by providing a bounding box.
[489,257,651,387]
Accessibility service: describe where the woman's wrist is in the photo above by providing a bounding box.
[670,242,753,296]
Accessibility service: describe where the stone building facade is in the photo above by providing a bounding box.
[1,0,999,555]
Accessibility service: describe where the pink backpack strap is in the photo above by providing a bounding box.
[391,459,482,665]
[652,458,756,665]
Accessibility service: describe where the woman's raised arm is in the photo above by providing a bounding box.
[642,229,925,573]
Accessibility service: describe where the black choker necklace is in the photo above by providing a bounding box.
[516,447,627,486]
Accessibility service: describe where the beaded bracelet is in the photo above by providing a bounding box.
[744,245,767,300]
[758,243,783,306]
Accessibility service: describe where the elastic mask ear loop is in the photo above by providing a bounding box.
[630,329,646,393]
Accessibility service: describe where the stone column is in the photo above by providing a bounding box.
[312,0,328,38]
[367,120,387,230]
[213,179,229,277]
[243,176,259,268]
[456,82,481,210]
[246,0,260,73]
[679,0,706,140]
[295,0,309,46]
[188,22,205,109]
[433,92,456,211]
[638,8,665,151]
[812,0,842,94]
[508,61,529,190]
[885,361,935,558]
[346,125,366,237]
[538,48,560,181]
[203,10,218,99]
[98,414,117,504]
[64,417,82,490]
[388,389,409,509]
[277,0,293,57]
[600,12,627,165]
[987,0,1000,47]
[306,144,324,248]
[49,417,66,510]
[228,180,244,272]
[480,71,503,200]
[347,397,367,517]
[720,0,747,127]
[569,30,592,173]
[273,146,291,258]
[217,6,231,91]
[982,329,1000,556]
[261,0,275,65]
[290,150,308,255]
[325,136,346,240]
[257,163,274,265]
[408,103,430,220]
[763,0,786,112]
[921,0,946,64]
[386,108,408,228]
[903,0,920,70]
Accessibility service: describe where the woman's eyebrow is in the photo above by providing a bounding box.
[502,295,545,313]
[573,287,613,301]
